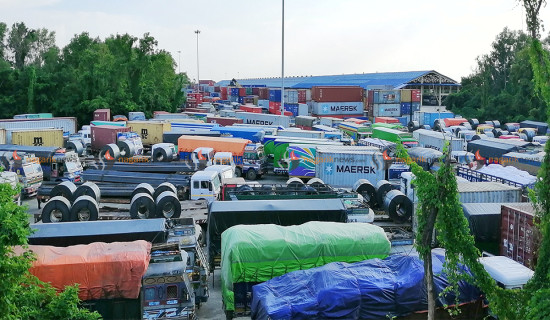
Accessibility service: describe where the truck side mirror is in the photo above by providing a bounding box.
[208,183,212,191]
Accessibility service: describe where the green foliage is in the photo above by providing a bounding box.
[0,21,188,124]
[0,176,99,319]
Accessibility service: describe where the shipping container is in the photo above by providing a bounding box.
[520,120,548,134]
[11,129,63,147]
[230,88,239,96]
[400,102,412,115]
[458,182,522,203]
[412,111,455,127]
[467,140,519,163]
[0,128,5,144]
[311,102,363,116]
[297,89,307,103]
[258,88,269,100]
[212,127,265,143]
[277,129,324,139]
[257,100,270,110]
[373,90,401,104]
[315,148,385,187]
[298,103,308,116]
[413,129,466,152]
[268,101,282,114]
[206,116,243,126]
[500,203,539,269]
[319,117,344,128]
[91,125,131,151]
[311,86,363,102]
[0,117,77,135]
[411,102,421,113]
[234,112,291,128]
[127,121,171,145]
[411,90,421,102]
[375,117,400,124]
[295,116,316,128]
[396,116,410,126]
[269,88,282,102]
[94,109,111,121]
[400,89,412,103]
[239,88,246,97]
[153,113,190,120]
[128,112,146,121]
[284,103,299,116]
[284,90,298,104]
[373,104,401,117]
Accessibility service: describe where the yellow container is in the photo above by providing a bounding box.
[127,121,171,145]
[0,129,5,145]
[400,89,412,103]
[11,129,64,147]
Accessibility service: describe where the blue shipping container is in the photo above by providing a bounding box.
[412,102,421,112]
[396,116,409,126]
[231,88,239,96]
[238,96,245,104]
[211,127,265,143]
[423,112,454,127]
[180,151,244,165]
[400,102,411,115]
[210,92,220,98]
[284,103,299,116]
[373,90,401,104]
[269,89,282,102]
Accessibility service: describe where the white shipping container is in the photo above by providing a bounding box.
[0,128,5,144]
[413,129,466,151]
[315,148,385,188]
[0,118,77,134]
[277,130,324,139]
[234,112,291,128]
[284,90,299,104]
[319,117,343,128]
[373,104,401,117]
[257,100,270,109]
[154,113,191,120]
[298,104,309,116]
[457,182,522,203]
[305,89,312,101]
[311,102,363,116]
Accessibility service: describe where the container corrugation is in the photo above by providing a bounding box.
[94,109,111,121]
[400,102,411,115]
[11,129,64,147]
[269,89,282,102]
[373,104,401,117]
[0,128,5,144]
[411,90,421,102]
[285,90,299,104]
[127,121,171,145]
[411,102,421,113]
[234,112,291,128]
[297,89,307,103]
[284,103,299,116]
[400,90,412,103]
[311,102,363,116]
[458,182,522,203]
[461,202,523,242]
[373,90,401,104]
[315,149,385,187]
[6,127,55,144]
[500,203,539,269]
[0,117,78,134]
[206,116,243,126]
[91,125,131,151]
[311,86,363,102]
[277,130,324,139]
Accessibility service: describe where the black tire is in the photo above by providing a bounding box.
[153,182,177,200]
[234,167,242,177]
[375,180,393,210]
[152,145,173,162]
[99,143,120,162]
[41,196,71,223]
[117,140,135,158]
[384,190,412,223]
[246,169,257,180]
[73,181,101,202]
[353,179,377,208]
[66,140,84,156]
[131,183,155,199]
[130,193,156,219]
[155,191,181,219]
[50,181,77,202]
[70,195,99,221]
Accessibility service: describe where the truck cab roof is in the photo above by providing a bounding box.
[191,170,219,180]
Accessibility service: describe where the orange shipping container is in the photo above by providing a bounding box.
[21,241,151,301]
[177,135,251,156]
[443,118,468,127]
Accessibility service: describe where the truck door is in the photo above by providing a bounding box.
[51,162,58,178]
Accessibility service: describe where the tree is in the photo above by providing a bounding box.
[0,178,99,319]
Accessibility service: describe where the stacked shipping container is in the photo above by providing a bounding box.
[310,86,364,118]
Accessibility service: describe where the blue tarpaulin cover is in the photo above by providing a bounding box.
[251,251,481,320]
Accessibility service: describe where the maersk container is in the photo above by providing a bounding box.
[413,129,466,152]
[128,112,146,121]
[373,90,401,104]
[373,104,401,117]
[269,89,282,102]
[457,182,522,203]
[0,117,77,134]
[11,129,64,147]
[311,102,363,116]
[315,148,385,188]
[234,112,291,128]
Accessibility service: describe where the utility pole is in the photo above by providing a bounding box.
[194,30,201,92]
[177,50,181,74]
[280,0,285,116]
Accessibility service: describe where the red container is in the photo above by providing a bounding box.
[154,111,169,117]
[500,135,523,140]
[238,88,246,97]
[94,109,111,121]
[443,118,468,127]
[207,116,243,126]
[258,88,269,100]
[240,105,262,113]
[199,80,215,86]
[269,101,281,114]
[220,87,228,100]
[375,117,400,124]
[311,86,364,102]
[91,125,131,151]
[412,89,421,102]
[214,86,221,93]
[500,203,540,269]
[298,89,307,103]
[345,118,369,124]
[252,88,260,95]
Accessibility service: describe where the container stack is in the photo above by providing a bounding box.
[187,92,203,108]
[309,86,364,119]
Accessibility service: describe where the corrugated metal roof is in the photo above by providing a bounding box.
[462,203,524,216]
[458,182,520,192]
[216,70,459,89]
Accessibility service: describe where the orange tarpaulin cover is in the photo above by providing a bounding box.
[22,240,151,301]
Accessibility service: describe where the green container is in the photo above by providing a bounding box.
[26,114,40,119]
[245,88,253,95]
[90,120,126,127]
[37,113,53,118]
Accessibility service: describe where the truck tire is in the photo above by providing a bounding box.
[246,169,257,180]
[384,190,412,223]
[155,191,181,219]
[130,193,156,219]
[152,145,173,162]
[153,182,177,200]
[99,144,120,162]
[375,180,393,210]
[234,167,242,177]
[131,183,155,199]
[73,181,101,203]
[66,140,84,156]
[41,196,71,223]
[117,140,135,158]
[353,179,377,208]
[50,181,77,202]
[70,195,99,221]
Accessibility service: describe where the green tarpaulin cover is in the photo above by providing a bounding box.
[221,221,391,311]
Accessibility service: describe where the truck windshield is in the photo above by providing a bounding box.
[65,162,78,172]
[244,152,259,160]
[23,165,35,176]
[212,175,221,191]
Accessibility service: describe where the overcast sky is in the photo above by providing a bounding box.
[2,0,547,83]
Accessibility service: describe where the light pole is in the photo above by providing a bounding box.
[280,0,285,116]
[194,30,201,92]
[177,50,181,74]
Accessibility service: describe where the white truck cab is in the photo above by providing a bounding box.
[192,147,215,167]
[204,165,235,184]
[213,152,235,170]
[190,170,221,203]
[78,125,92,146]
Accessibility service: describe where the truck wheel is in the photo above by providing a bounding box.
[117,140,135,158]
[246,169,257,180]
[130,193,156,219]
[42,196,71,223]
[70,195,99,221]
[155,191,181,219]
[51,181,77,202]
[131,183,155,198]
[234,167,242,177]
[73,181,101,203]
[153,182,177,200]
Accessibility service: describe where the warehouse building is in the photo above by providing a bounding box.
[217,70,460,107]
